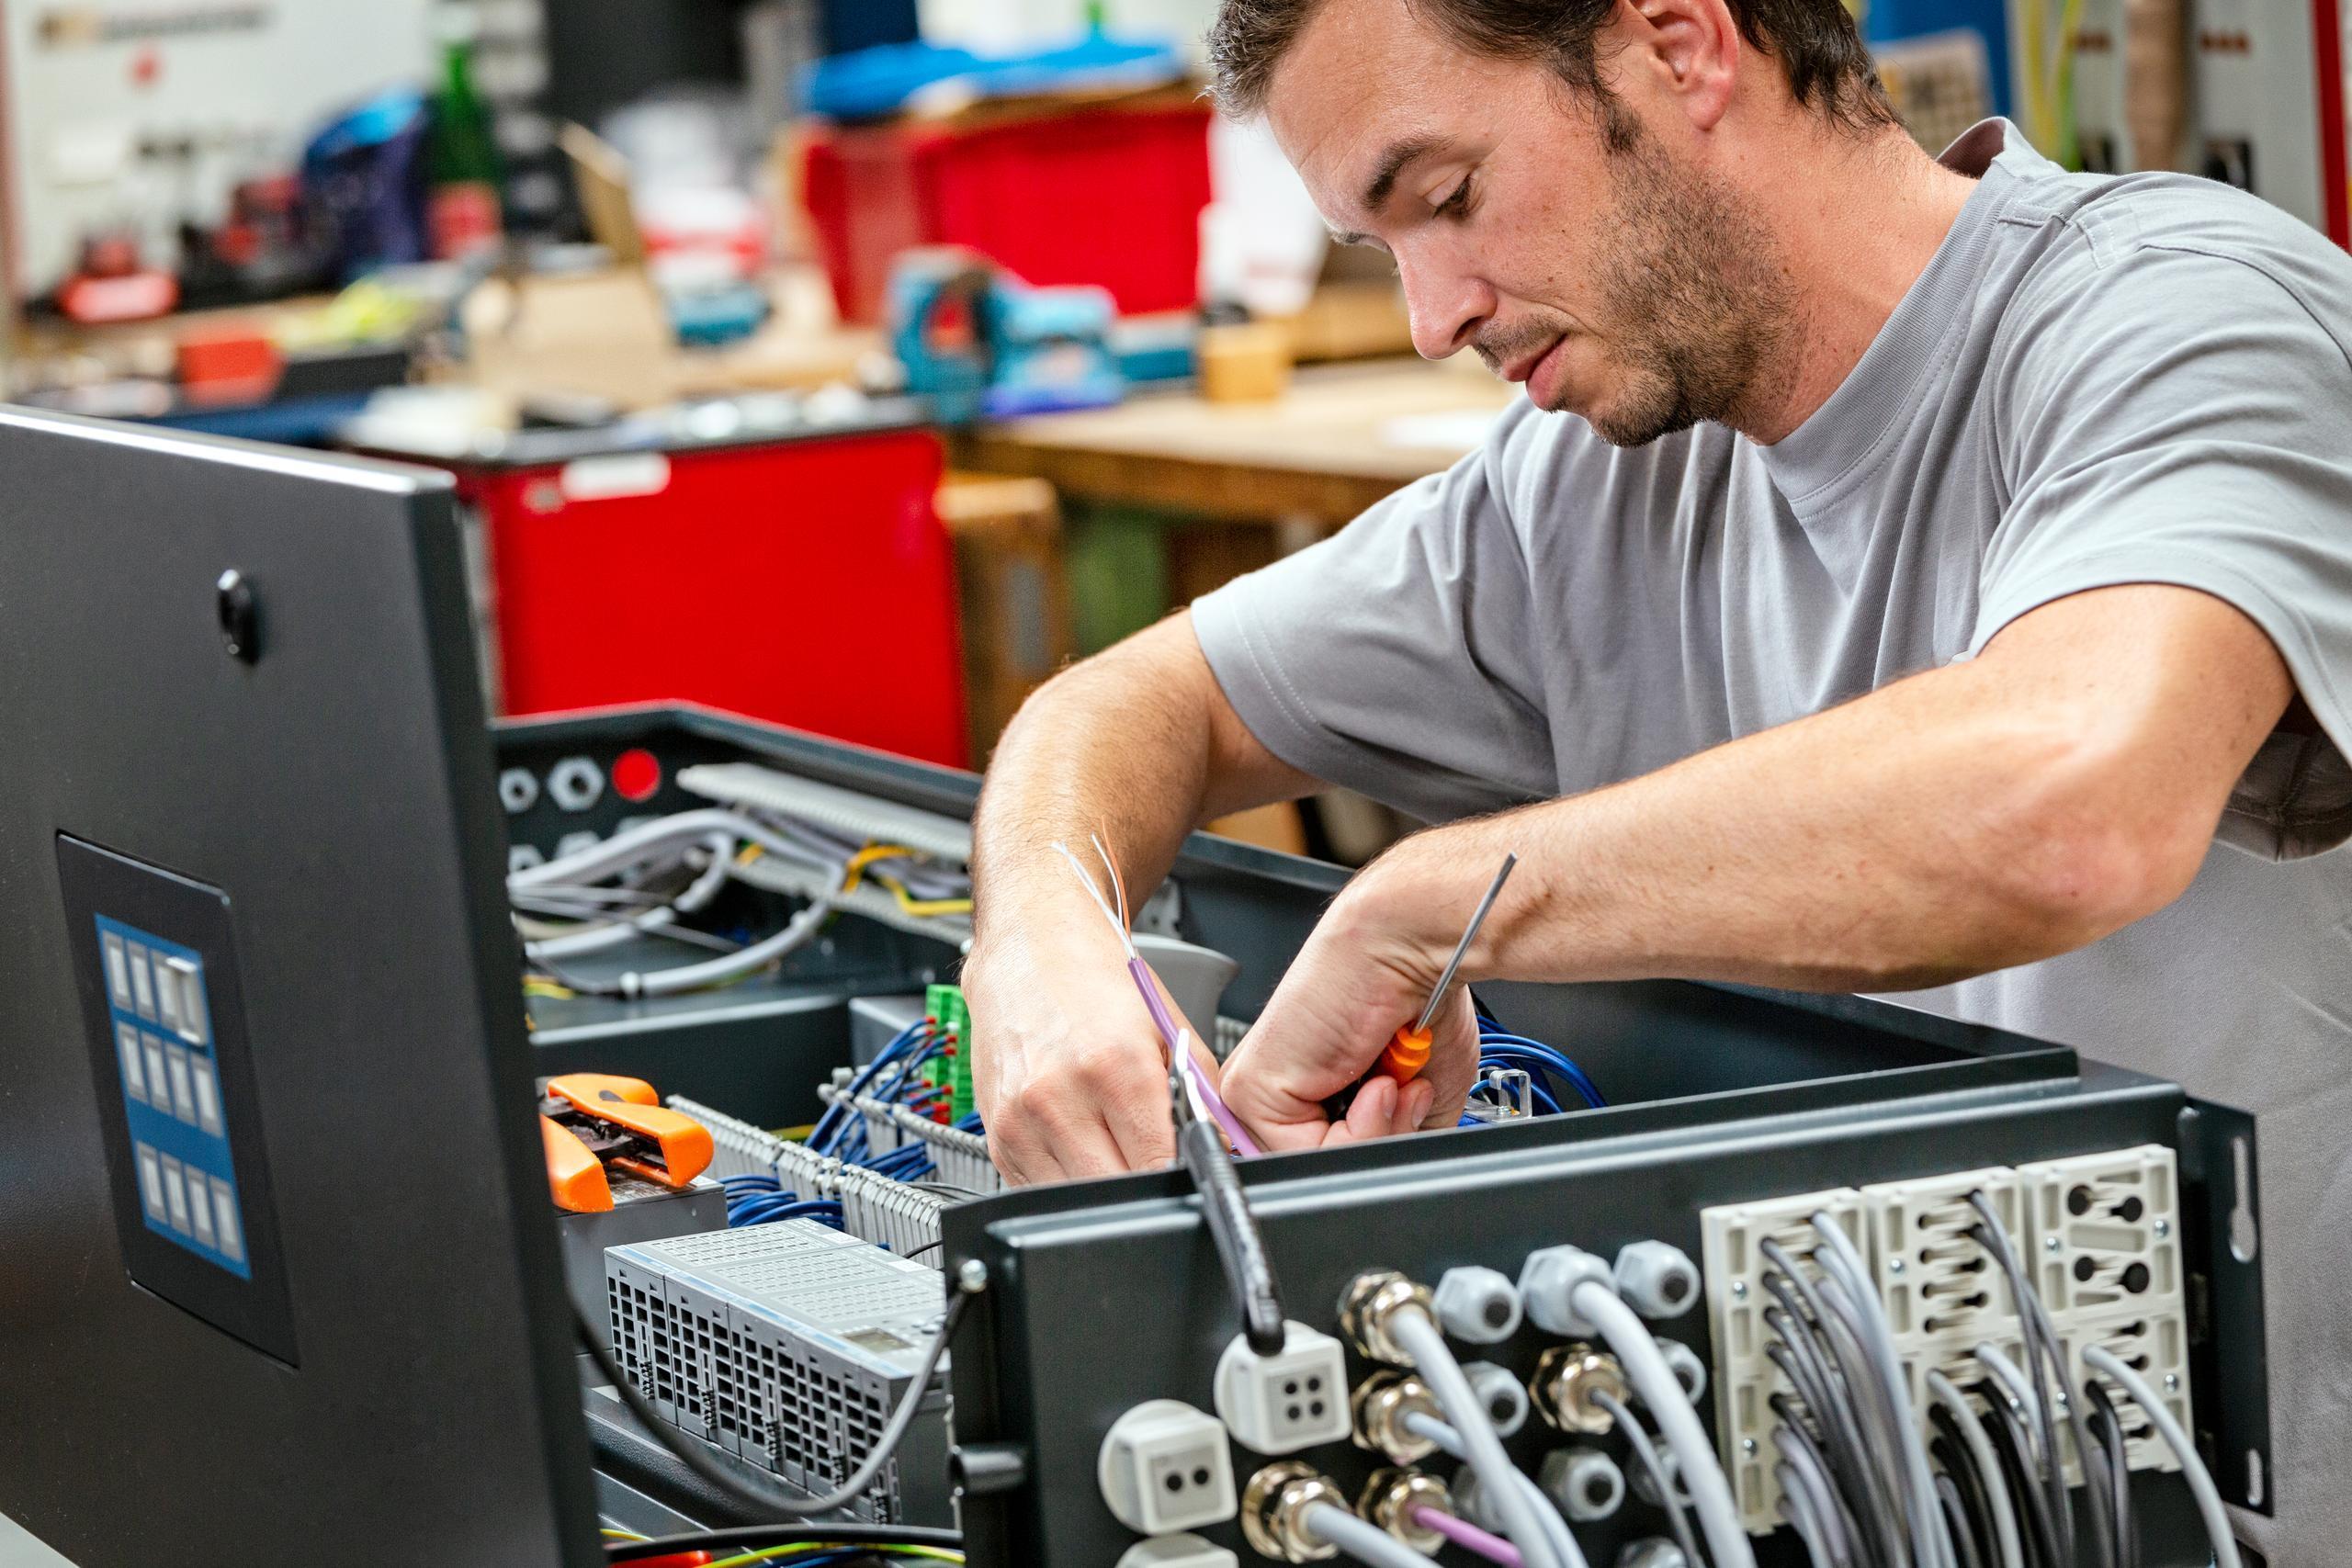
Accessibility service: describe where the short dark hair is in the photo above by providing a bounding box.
[1207,0,1895,130]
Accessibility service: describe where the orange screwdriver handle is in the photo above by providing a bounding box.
[1380,1024,1433,1083]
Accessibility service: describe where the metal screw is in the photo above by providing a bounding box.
[956,1258,989,1293]
[1741,1438,1758,1457]
[2045,1236,2063,1254]
[2154,1219,2170,1239]
[1731,1281,1748,1300]
[1888,1258,1906,1276]
[2164,1373,2180,1393]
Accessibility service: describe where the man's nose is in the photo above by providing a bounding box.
[1398,254,1494,361]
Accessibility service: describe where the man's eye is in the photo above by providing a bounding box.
[1436,175,1475,219]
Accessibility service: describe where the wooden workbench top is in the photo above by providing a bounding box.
[954,356,1521,527]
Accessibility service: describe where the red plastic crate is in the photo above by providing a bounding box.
[803,102,1213,323]
[458,428,968,768]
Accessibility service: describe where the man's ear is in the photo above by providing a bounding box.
[1613,0,1740,130]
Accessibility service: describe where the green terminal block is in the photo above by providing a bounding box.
[926,983,974,1122]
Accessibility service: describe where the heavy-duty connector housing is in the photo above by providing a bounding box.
[1214,1322,1351,1454]
[1531,1343,1628,1433]
[1240,1461,1345,1563]
[1359,1467,1452,1551]
[1097,1399,1238,1536]
[1338,1270,1435,1364]
[1351,1371,1444,1462]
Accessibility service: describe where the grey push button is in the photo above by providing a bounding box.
[164,955,209,1045]
[135,1145,166,1223]
[209,1179,243,1262]
[164,1043,198,1125]
[158,1155,191,1235]
[126,942,157,1021]
[141,1037,169,1108]
[103,931,131,1008]
[189,1056,222,1135]
[117,1023,148,1103]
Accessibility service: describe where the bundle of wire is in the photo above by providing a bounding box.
[721,1174,845,1230]
[1755,1199,2238,1568]
[1462,1015,1606,1125]
[510,807,971,1000]
[602,1526,962,1565]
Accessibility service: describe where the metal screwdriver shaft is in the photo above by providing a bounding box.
[1375,852,1517,1084]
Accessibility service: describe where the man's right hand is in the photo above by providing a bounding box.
[965,919,1194,1184]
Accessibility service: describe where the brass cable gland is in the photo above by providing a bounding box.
[1338,1269,1436,1365]
[1532,1342,1628,1434]
[1350,1371,1444,1463]
[1240,1461,1346,1563]
[1359,1467,1453,1552]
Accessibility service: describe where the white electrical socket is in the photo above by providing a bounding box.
[1114,1532,1241,1568]
[2020,1147,2183,1317]
[1862,1166,2027,1340]
[1098,1399,1238,1535]
[1213,1322,1352,1454]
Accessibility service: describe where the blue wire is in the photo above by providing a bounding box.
[729,1197,845,1228]
[808,1021,933,1156]
[1476,1032,1607,1108]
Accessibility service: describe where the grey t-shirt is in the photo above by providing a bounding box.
[1193,119,2352,1560]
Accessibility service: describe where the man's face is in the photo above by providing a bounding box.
[1265,0,1791,446]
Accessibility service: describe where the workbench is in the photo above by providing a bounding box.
[952,355,1518,533]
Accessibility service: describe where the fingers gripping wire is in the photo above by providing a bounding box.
[1051,834,1261,1156]
[1169,1029,1287,1357]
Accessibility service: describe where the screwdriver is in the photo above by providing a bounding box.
[1378,852,1517,1083]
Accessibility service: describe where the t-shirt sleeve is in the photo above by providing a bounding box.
[1190,401,1559,824]
[1975,242,2352,859]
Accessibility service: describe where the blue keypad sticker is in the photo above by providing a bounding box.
[95,916,248,1278]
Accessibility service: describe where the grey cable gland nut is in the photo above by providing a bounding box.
[1434,1265,1522,1343]
[1542,1446,1625,1522]
[1616,1539,1690,1568]
[1656,1337,1706,1402]
[1518,1246,1614,1337]
[1612,1241,1701,1320]
[1461,1360,1529,1438]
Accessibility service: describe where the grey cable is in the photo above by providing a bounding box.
[1392,1308,1573,1568]
[2084,1345,2242,1568]
[1571,1280,1758,1568]
[1967,1196,2072,1565]
[1775,1415,1863,1568]
[1779,1461,1838,1568]
[1761,1247,1908,1567]
[1594,1387,1704,1568]
[1400,1409,1587,1568]
[1813,1215,1954,1568]
[1305,1501,1444,1568]
[526,831,735,960]
[586,896,835,998]
[1927,1371,2024,1568]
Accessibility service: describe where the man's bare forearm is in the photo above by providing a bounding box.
[971,612,1314,954]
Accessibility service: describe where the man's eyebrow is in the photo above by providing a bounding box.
[1361,134,1445,217]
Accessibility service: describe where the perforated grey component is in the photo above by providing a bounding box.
[604,1221,952,1523]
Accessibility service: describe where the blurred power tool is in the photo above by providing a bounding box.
[888,246,1123,423]
[539,1072,713,1213]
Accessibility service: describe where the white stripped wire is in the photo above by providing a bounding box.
[1927,1370,2026,1568]
[1390,1308,1572,1568]
[1051,838,1137,958]
[2083,1344,2243,1568]
[1568,1281,1758,1568]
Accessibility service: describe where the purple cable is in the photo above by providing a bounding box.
[1415,1506,1523,1568]
[1128,953,1262,1156]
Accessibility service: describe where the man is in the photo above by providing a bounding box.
[963,0,2352,1557]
